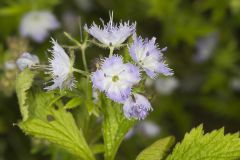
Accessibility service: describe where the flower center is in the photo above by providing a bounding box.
[112,75,119,82]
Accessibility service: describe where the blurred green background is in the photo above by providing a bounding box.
[1,0,240,159]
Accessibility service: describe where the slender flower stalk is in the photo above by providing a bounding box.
[81,44,89,72]
[64,32,89,72]
[109,46,114,57]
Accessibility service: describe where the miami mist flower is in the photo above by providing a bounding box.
[123,93,152,120]
[129,35,173,78]
[20,11,60,43]
[45,39,75,90]
[91,55,140,103]
[84,12,136,48]
[16,52,39,71]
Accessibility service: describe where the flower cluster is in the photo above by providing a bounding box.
[28,12,173,120]
[85,12,173,120]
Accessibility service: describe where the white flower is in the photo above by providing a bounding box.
[138,121,160,138]
[84,12,136,48]
[20,11,60,43]
[16,52,39,71]
[124,127,135,140]
[45,39,75,90]
[193,32,218,63]
[4,61,17,70]
[123,93,152,120]
[155,77,179,95]
[129,34,173,78]
[230,77,240,91]
[92,55,140,103]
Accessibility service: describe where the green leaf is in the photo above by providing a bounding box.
[19,91,95,160]
[16,69,35,121]
[0,5,29,16]
[136,136,175,160]
[166,125,240,160]
[64,97,82,109]
[101,97,135,160]
[90,144,105,154]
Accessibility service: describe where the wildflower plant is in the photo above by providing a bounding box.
[15,12,240,160]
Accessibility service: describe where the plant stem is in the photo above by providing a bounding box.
[81,45,89,72]
[64,32,82,46]
[73,68,89,76]
[109,47,114,57]
[64,32,89,73]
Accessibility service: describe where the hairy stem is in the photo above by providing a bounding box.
[73,68,89,76]
[81,45,89,72]
[109,47,114,57]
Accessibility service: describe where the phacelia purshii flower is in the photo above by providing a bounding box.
[20,11,60,43]
[91,55,140,103]
[16,52,40,71]
[45,39,75,90]
[84,12,136,48]
[123,93,152,120]
[129,35,173,78]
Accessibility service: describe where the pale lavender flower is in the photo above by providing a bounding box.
[129,34,173,78]
[138,121,160,137]
[193,32,218,63]
[16,52,39,71]
[230,77,240,91]
[123,93,152,120]
[91,55,140,103]
[124,127,135,140]
[84,12,136,48]
[45,39,75,90]
[4,61,17,70]
[20,11,60,43]
[155,77,179,95]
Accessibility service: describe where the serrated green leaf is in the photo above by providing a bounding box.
[101,97,135,160]
[166,125,240,160]
[136,136,175,160]
[19,91,95,160]
[90,144,105,154]
[64,97,82,109]
[16,69,35,121]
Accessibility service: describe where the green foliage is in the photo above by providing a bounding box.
[101,96,135,160]
[136,136,175,160]
[16,70,95,160]
[166,125,240,160]
[64,97,83,110]
[19,104,94,160]
[15,69,35,121]
[146,0,213,45]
